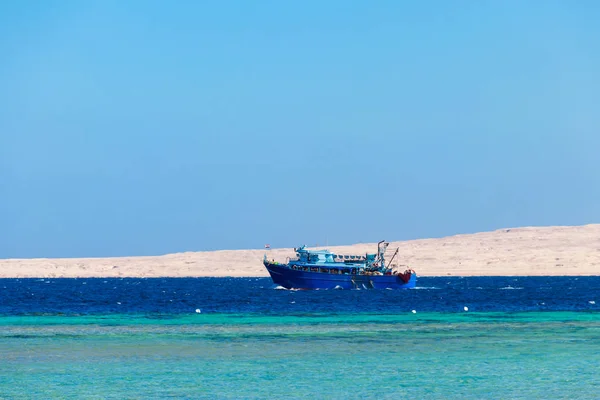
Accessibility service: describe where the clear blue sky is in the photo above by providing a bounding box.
[1,1,599,258]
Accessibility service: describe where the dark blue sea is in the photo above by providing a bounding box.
[1,276,598,315]
[1,277,599,399]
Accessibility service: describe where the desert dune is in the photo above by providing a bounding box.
[1,224,599,278]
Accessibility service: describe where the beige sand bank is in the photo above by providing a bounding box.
[1,224,599,278]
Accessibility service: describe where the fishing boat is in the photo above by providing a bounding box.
[263,240,416,290]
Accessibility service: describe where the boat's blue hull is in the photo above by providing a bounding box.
[264,262,416,290]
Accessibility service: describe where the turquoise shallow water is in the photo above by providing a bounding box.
[1,312,599,399]
[1,277,599,399]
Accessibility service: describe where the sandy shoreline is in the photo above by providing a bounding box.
[1,224,599,278]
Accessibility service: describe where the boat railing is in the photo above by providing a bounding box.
[289,264,360,275]
[333,255,366,261]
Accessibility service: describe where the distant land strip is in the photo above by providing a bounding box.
[1,224,599,278]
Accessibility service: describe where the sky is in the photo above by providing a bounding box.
[1,0,599,258]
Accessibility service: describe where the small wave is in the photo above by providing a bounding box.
[333,285,344,290]
[499,286,523,290]
[413,286,440,290]
[273,285,287,290]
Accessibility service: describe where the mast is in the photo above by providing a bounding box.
[387,247,399,270]
[376,240,389,270]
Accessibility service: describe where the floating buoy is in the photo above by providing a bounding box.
[464,306,469,311]
[195,308,201,313]
[411,310,417,314]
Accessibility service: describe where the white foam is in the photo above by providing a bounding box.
[334,285,343,290]
[499,286,523,290]
[589,301,596,305]
[411,310,417,314]
[195,308,201,313]
[463,306,469,311]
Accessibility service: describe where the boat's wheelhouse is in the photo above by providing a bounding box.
[294,246,336,264]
